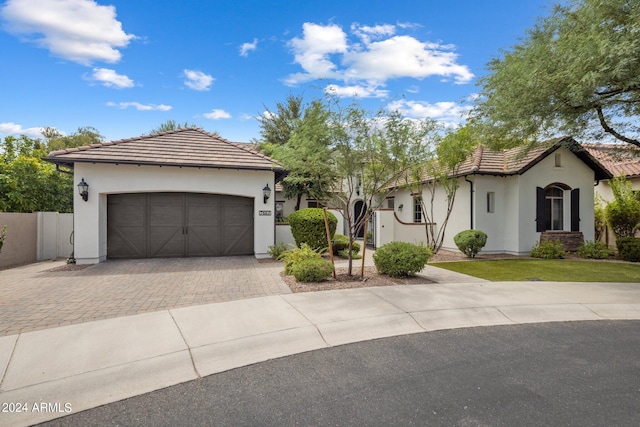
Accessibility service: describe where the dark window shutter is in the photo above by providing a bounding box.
[571,188,580,231]
[536,187,545,232]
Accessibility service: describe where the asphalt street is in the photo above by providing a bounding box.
[41,320,640,427]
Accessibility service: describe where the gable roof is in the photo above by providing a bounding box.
[44,128,284,175]
[454,137,611,180]
[392,137,612,189]
[582,143,640,179]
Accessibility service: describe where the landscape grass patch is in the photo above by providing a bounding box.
[431,259,640,282]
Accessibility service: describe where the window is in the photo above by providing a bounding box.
[555,153,562,167]
[413,196,422,223]
[545,186,564,230]
[386,197,395,209]
[487,192,495,213]
[275,202,284,220]
[307,200,326,209]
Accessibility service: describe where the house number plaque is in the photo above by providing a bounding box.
[259,210,272,216]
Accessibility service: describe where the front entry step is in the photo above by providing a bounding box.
[540,231,584,252]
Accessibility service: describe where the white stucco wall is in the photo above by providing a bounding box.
[73,163,276,264]
[595,176,640,202]
[379,147,599,255]
[515,147,596,253]
[385,181,468,252]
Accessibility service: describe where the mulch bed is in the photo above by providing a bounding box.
[281,266,434,293]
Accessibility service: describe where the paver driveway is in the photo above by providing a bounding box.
[0,257,290,336]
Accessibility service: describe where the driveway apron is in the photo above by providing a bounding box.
[0,257,290,337]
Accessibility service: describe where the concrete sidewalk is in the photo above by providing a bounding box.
[1,280,639,426]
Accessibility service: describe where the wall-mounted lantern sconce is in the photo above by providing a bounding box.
[263,183,271,204]
[398,204,403,212]
[77,178,89,202]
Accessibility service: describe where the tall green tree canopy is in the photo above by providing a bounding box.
[149,120,204,135]
[43,126,104,152]
[256,95,335,210]
[473,0,640,149]
[0,134,73,212]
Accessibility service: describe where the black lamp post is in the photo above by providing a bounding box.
[77,178,89,202]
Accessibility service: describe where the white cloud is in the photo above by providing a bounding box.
[343,35,474,85]
[351,23,395,44]
[183,69,214,91]
[397,21,421,30]
[0,0,135,65]
[87,68,134,88]
[106,102,172,111]
[0,122,44,137]
[285,22,474,91]
[386,99,471,126]
[239,38,258,57]
[285,22,349,85]
[203,109,231,120]
[325,84,389,99]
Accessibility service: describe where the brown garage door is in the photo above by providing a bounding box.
[107,193,254,258]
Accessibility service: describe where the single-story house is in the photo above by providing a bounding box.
[45,128,284,264]
[374,137,612,255]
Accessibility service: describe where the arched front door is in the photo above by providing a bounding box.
[354,200,367,238]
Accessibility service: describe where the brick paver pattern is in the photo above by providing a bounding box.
[0,257,291,336]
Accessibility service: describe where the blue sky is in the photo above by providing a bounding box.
[0,0,555,143]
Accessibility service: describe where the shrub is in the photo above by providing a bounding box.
[373,242,432,278]
[616,237,640,262]
[337,249,362,260]
[577,240,613,259]
[331,234,360,255]
[530,240,565,259]
[605,176,640,238]
[267,241,290,259]
[290,258,334,282]
[453,229,488,258]
[288,208,337,251]
[279,243,323,275]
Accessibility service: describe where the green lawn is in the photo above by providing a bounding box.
[431,259,640,282]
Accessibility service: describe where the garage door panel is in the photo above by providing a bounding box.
[224,203,253,224]
[107,194,146,258]
[149,206,184,226]
[108,227,146,258]
[187,193,221,206]
[187,206,219,226]
[187,226,222,256]
[108,192,254,259]
[223,225,254,255]
[149,226,185,257]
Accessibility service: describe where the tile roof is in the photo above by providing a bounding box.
[44,128,284,172]
[582,143,640,178]
[391,137,612,189]
[454,137,610,177]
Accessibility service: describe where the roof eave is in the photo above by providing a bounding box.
[43,157,284,173]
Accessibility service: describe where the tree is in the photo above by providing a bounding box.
[149,120,201,134]
[327,103,439,275]
[473,0,640,149]
[605,175,640,238]
[256,95,335,210]
[42,126,104,151]
[255,94,304,152]
[0,135,73,212]
[405,126,476,253]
